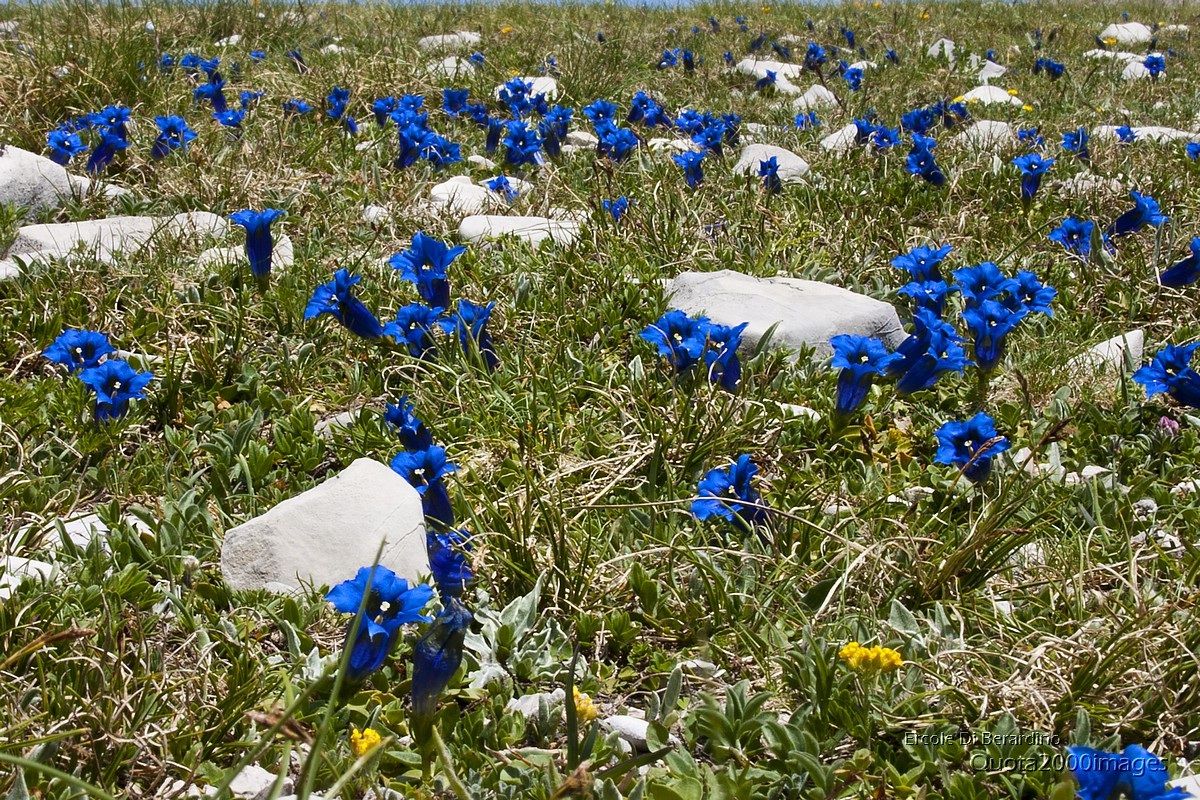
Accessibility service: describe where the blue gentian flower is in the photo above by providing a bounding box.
[691,121,727,155]
[691,454,768,527]
[843,66,864,91]
[213,108,245,128]
[629,91,668,128]
[249,49,266,62]
[411,600,473,744]
[388,232,464,309]
[47,128,88,165]
[759,156,782,193]
[906,135,945,186]
[1017,126,1044,147]
[673,150,706,189]
[304,268,384,339]
[962,300,1028,370]
[1034,57,1065,79]
[853,117,876,143]
[43,329,114,372]
[486,175,518,202]
[326,86,351,121]
[442,87,469,117]
[1006,270,1057,316]
[804,41,827,71]
[1049,217,1094,259]
[419,133,460,167]
[1106,191,1167,239]
[1068,744,1190,800]
[842,26,856,48]
[1115,125,1137,144]
[1159,237,1200,288]
[892,243,952,281]
[934,412,1010,482]
[584,99,619,127]
[1144,54,1166,78]
[503,120,543,167]
[872,126,902,150]
[159,53,176,70]
[85,127,128,174]
[598,124,638,161]
[703,322,748,390]
[469,51,485,65]
[954,262,1018,307]
[891,309,971,394]
[390,445,458,526]
[78,359,153,421]
[794,111,820,130]
[1062,126,1090,161]
[498,78,538,118]
[641,309,709,371]
[1187,142,1200,160]
[193,77,228,113]
[229,208,285,281]
[603,196,629,222]
[427,530,473,602]
[283,98,313,115]
[754,70,778,92]
[1012,152,1054,201]
[286,49,308,72]
[372,96,400,126]
[384,396,434,451]
[326,565,433,682]
[240,91,263,110]
[898,279,954,314]
[438,299,499,372]
[543,105,574,139]
[829,334,902,415]
[1134,342,1200,408]
[674,109,706,136]
[383,303,443,359]
[657,49,679,69]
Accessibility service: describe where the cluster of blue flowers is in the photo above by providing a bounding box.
[640,309,747,391]
[1049,191,1168,262]
[46,105,132,173]
[692,453,769,529]
[374,92,462,169]
[42,329,153,421]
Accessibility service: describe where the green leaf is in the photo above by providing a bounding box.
[888,600,921,635]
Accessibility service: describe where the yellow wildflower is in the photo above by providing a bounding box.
[839,642,904,674]
[499,25,514,35]
[920,11,930,20]
[350,727,382,758]
[761,5,772,13]
[952,95,965,103]
[1006,88,1019,96]
[1022,104,1034,113]
[1102,36,1118,47]
[573,687,599,723]
[873,0,883,7]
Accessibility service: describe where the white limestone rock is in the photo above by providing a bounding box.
[732,144,810,182]
[417,31,482,51]
[196,234,294,273]
[1068,330,1144,374]
[314,409,360,439]
[600,715,680,752]
[427,176,499,217]
[665,270,906,359]
[1084,49,1145,64]
[426,56,475,79]
[820,123,860,153]
[1,556,56,601]
[1054,170,1125,197]
[228,765,289,799]
[362,204,389,224]
[1100,22,1154,45]
[564,130,599,147]
[215,34,242,47]
[953,120,1015,150]
[734,57,803,80]
[978,60,1007,82]
[927,38,955,63]
[1095,125,1198,143]
[963,85,1023,106]
[792,84,838,111]
[0,144,128,218]
[2,212,227,278]
[467,154,497,170]
[219,458,429,594]
[506,688,566,718]
[1122,60,1152,81]
[458,215,580,247]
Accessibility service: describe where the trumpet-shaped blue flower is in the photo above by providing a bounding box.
[438,299,499,371]
[598,123,638,161]
[150,115,197,159]
[383,303,443,359]
[758,157,782,193]
[304,268,384,339]
[193,78,228,113]
[442,88,469,117]
[962,300,1028,369]
[829,334,902,415]
[641,309,709,370]
[843,66,864,90]
[1134,342,1200,408]
[213,109,245,129]
[1159,237,1200,287]
[703,322,748,391]
[43,329,114,372]
[326,86,351,120]
[1187,141,1200,161]
[794,111,820,130]
[934,412,1010,482]
[954,262,1018,308]
[85,128,127,174]
[906,135,945,185]
[1012,152,1054,200]
[47,129,87,165]
[891,309,971,394]
[1115,125,1137,144]
[503,120,543,167]
[1144,54,1166,78]
[389,232,464,308]
[384,396,434,451]
[411,600,473,744]
[283,98,313,115]
[391,445,458,526]
[898,280,954,314]
[584,98,619,127]
[872,126,902,150]
[674,150,706,188]
[892,243,952,282]
[1062,126,1089,161]
[79,358,153,421]
[1106,191,1167,239]
[603,196,629,222]
[1049,216,1094,259]
[692,454,768,526]
[326,565,433,682]
[804,41,827,71]
[427,529,473,602]
[1068,745,1190,800]
[229,208,285,280]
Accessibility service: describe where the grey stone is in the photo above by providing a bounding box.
[791,84,838,111]
[506,688,565,718]
[1100,22,1154,45]
[953,120,1015,150]
[0,144,127,218]
[220,458,428,593]
[417,31,481,51]
[314,409,360,439]
[428,176,499,217]
[820,123,860,153]
[362,204,389,224]
[458,215,579,246]
[0,556,56,600]
[926,38,955,62]
[600,714,680,752]
[228,764,290,799]
[1,212,227,277]
[665,270,906,359]
[733,144,810,183]
[1068,330,1143,374]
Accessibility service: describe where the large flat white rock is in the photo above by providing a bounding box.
[820,123,860,153]
[417,31,481,51]
[458,215,579,246]
[792,84,838,111]
[954,120,1015,150]
[426,56,475,79]
[0,144,127,218]
[1,556,56,600]
[665,270,906,359]
[732,144,810,182]
[220,458,428,594]
[1100,22,1154,45]
[963,85,1023,106]
[427,176,499,217]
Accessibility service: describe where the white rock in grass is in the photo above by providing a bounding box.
[1054,170,1124,197]
[506,688,566,718]
[820,123,861,153]
[1160,25,1190,35]
[467,154,497,170]
[2,212,227,277]
[927,38,955,62]
[0,21,18,38]
[1070,330,1144,374]
[564,130,599,147]
[734,57,804,80]
[493,76,558,101]
[362,204,389,224]
[978,60,1007,82]
[220,458,428,594]
[1122,60,1152,81]
[600,715,680,752]
[0,144,127,218]
[733,144,810,182]
[953,120,1015,150]
[648,138,697,153]
[417,31,482,51]
[215,34,242,47]
[848,60,878,71]
[478,176,535,196]
[196,234,294,273]
[229,765,289,798]
[458,215,580,247]
[1084,49,1145,64]
[314,409,360,439]
[0,556,55,601]
[962,85,1023,106]
[425,56,475,79]
[1169,776,1200,796]
[1100,22,1154,45]
[777,402,822,421]
[792,84,838,111]
[1171,479,1200,497]
[665,270,906,359]
[428,176,498,217]
[1094,125,1198,143]
[320,44,349,55]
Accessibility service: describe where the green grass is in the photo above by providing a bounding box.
[2,0,1200,797]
